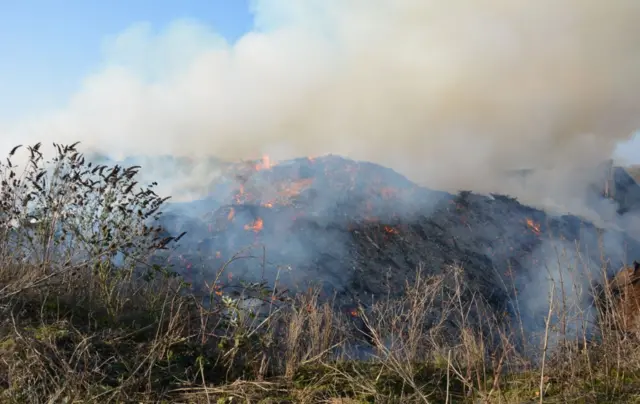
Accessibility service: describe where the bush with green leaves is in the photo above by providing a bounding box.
[0,141,180,278]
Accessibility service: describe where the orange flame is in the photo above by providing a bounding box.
[234,185,245,204]
[384,226,398,234]
[262,178,315,206]
[279,178,314,199]
[212,283,223,296]
[525,218,541,235]
[350,309,359,317]
[244,217,264,232]
[227,208,235,221]
[255,154,272,171]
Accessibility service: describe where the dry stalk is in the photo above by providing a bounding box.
[540,282,556,404]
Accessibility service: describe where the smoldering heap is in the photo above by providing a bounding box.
[155,154,640,339]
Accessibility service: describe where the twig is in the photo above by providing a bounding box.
[540,282,556,404]
[445,349,452,404]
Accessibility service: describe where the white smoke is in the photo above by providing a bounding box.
[2,1,640,209]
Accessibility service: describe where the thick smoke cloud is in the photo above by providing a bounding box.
[3,1,640,208]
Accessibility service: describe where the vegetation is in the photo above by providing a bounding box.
[1,142,640,403]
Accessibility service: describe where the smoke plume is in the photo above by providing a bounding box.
[3,1,640,208]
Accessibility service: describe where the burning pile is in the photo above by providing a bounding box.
[157,154,640,336]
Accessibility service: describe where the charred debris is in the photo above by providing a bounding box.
[151,155,640,326]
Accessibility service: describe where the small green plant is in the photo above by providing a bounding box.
[0,142,179,303]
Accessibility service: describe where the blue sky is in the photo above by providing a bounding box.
[0,0,253,122]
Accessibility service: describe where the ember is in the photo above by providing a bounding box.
[255,154,272,171]
[157,155,640,341]
[244,217,264,233]
[525,218,541,235]
[384,226,398,235]
[234,185,246,204]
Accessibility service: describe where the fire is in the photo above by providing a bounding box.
[525,218,541,235]
[279,178,314,199]
[244,217,264,232]
[227,208,235,221]
[228,164,315,208]
[349,309,359,317]
[384,225,398,234]
[260,178,315,207]
[255,154,272,171]
[234,184,245,204]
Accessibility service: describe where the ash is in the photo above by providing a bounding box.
[148,155,640,352]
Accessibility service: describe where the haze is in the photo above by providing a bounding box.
[2,0,640,209]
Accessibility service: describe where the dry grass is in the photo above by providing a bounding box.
[1,142,640,403]
[3,252,640,403]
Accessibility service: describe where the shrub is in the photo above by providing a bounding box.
[0,142,178,278]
